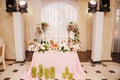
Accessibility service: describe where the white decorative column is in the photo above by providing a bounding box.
[13,12,25,61]
[91,12,104,62]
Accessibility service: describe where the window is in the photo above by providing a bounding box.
[41,2,78,43]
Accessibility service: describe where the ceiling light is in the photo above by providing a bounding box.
[90,0,97,5]
[88,0,97,13]
[18,0,28,13]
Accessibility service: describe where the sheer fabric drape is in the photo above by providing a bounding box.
[41,1,78,43]
[112,1,120,53]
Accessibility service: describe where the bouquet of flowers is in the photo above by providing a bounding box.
[36,26,42,35]
[59,40,70,52]
[39,41,49,52]
[28,40,49,52]
[28,43,40,52]
[59,45,70,52]
[41,22,49,32]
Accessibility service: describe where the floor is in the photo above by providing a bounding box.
[0,52,120,80]
[0,61,120,80]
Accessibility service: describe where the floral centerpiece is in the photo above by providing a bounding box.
[28,39,81,53]
[59,40,70,52]
[28,40,49,52]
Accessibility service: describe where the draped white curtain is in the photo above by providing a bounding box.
[41,1,78,43]
[112,1,120,53]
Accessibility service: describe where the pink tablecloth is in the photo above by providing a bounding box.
[21,51,85,80]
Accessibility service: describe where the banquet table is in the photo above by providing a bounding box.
[21,51,85,80]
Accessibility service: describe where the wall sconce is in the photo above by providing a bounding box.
[6,0,28,13]
[99,0,110,12]
[6,0,17,12]
[88,0,97,13]
[18,0,28,13]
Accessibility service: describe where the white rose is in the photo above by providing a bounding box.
[34,47,39,51]
[28,47,31,51]
[59,47,61,50]
[28,45,34,51]
[76,44,80,50]
[41,45,45,50]
[37,43,41,46]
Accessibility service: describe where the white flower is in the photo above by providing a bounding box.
[41,45,45,50]
[76,44,80,50]
[42,43,46,45]
[28,45,35,51]
[28,47,31,51]
[65,46,70,51]
[72,45,76,48]
[59,43,63,47]
[33,46,39,51]
[64,46,68,50]
[37,43,41,46]
[59,46,62,50]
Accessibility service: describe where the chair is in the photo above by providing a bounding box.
[0,37,6,69]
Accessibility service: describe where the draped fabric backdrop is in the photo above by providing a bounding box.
[41,1,78,42]
[27,0,79,42]
[112,1,120,53]
[25,0,87,51]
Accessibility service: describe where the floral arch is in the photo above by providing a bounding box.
[41,2,78,42]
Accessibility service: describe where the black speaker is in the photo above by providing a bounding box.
[99,0,110,12]
[6,0,17,12]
